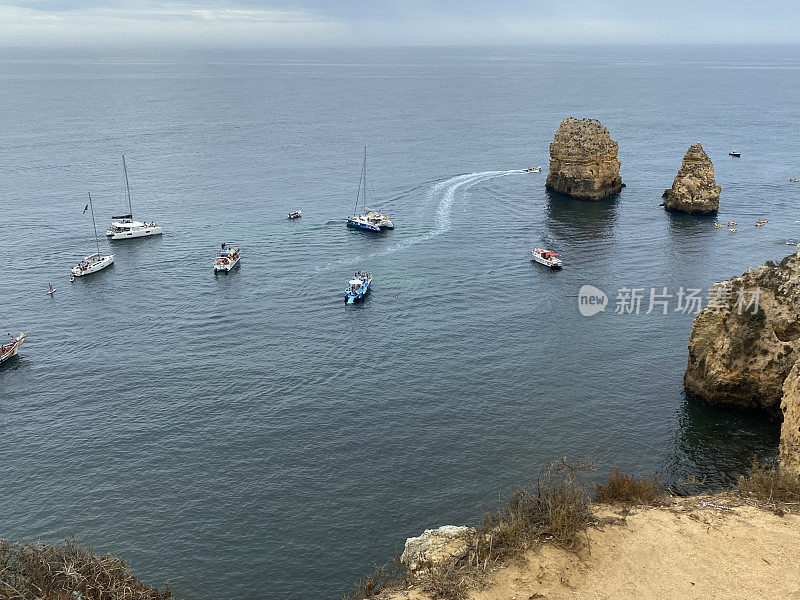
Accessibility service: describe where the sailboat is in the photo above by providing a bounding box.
[346,147,393,232]
[70,193,115,278]
[106,155,163,239]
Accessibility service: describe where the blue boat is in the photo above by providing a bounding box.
[344,271,372,304]
[346,215,381,232]
[347,147,391,233]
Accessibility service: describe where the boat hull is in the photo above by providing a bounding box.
[70,255,115,277]
[107,226,163,239]
[347,218,381,232]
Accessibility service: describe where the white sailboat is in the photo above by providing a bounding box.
[70,193,115,279]
[346,147,394,232]
[106,155,163,239]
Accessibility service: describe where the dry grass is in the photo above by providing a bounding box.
[594,469,666,506]
[0,539,171,600]
[341,555,407,600]
[736,460,800,505]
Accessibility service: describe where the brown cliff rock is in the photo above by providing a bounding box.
[684,249,800,414]
[780,364,800,474]
[545,117,623,201]
[663,143,721,214]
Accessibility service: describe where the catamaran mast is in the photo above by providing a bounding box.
[88,192,100,255]
[362,146,367,212]
[122,154,133,218]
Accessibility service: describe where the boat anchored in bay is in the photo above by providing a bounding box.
[347,147,393,232]
[106,155,163,240]
[345,271,372,303]
[214,243,240,272]
[531,248,563,268]
[1,332,27,364]
[70,193,115,279]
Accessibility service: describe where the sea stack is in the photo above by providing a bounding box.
[684,249,800,415]
[545,117,622,201]
[662,143,721,214]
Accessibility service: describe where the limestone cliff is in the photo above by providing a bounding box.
[545,117,623,201]
[780,364,800,474]
[663,143,721,214]
[684,249,800,414]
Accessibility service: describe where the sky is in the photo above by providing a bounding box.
[0,0,798,47]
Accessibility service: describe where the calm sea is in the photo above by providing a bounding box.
[1,45,798,599]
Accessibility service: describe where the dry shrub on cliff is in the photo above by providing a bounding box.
[594,469,666,506]
[0,538,171,600]
[736,460,800,505]
[341,555,407,600]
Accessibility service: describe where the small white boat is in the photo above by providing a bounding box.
[729,151,741,157]
[531,248,563,268]
[524,165,542,173]
[70,192,115,278]
[214,243,240,272]
[0,332,26,364]
[106,155,162,240]
[288,210,302,219]
[70,252,115,277]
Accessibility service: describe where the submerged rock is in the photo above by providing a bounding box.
[663,143,721,214]
[684,249,800,414]
[400,525,473,575]
[545,117,623,201]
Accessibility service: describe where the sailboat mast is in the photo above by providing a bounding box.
[88,192,100,255]
[362,146,367,212]
[122,154,133,217]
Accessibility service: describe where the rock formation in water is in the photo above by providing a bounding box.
[662,143,721,214]
[545,117,623,201]
[684,249,800,415]
[780,364,800,474]
[400,525,473,576]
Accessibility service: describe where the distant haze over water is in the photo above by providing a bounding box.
[1,45,798,599]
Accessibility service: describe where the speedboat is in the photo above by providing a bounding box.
[70,252,115,277]
[347,214,381,232]
[1,332,27,364]
[366,211,394,230]
[106,155,162,240]
[214,243,240,272]
[345,271,372,304]
[531,248,563,268]
[790,179,799,183]
[524,166,542,173]
[729,151,741,157]
[288,210,302,219]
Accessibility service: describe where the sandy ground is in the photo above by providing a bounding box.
[387,495,800,600]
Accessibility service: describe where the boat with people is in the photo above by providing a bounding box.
[106,155,163,240]
[344,271,372,304]
[288,210,302,219]
[0,332,26,364]
[347,147,393,232]
[754,219,769,227]
[729,151,741,157]
[70,192,115,279]
[531,248,563,268]
[214,243,240,272]
[726,220,738,226]
[524,166,542,173]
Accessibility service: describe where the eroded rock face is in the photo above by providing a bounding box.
[684,249,800,414]
[545,117,623,201]
[663,143,721,214]
[780,364,800,474]
[400,525,473,575]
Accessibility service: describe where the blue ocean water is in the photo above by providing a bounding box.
[1,45,799,599]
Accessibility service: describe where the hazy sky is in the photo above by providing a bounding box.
[1,0,798,47]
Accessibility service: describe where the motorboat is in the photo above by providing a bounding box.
[70,192,115,279]
[214,243,240,272]
[288,210,302,219]
[729,151,741,157]
[347,147,392,233]
[524,166,542,173]
[790,179,799,183]
[106,155,162,239]
[531,248,563,268]
[366,211,394,230]
[1,332,27,364]
[345,271,372,304]
[70,252,115,277]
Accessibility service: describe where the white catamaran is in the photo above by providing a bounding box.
[106,155,163,240]
[346,147,394,232]
[70,192,115,278]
